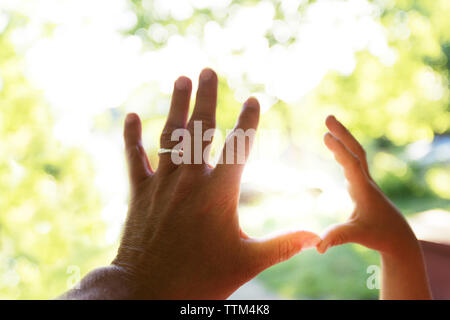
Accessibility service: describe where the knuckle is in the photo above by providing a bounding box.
[160,127,182,147]
[161,122,179,134]
[126,145,139,159]
[176,172,195,191]
[173,182,193,202]
[177,169,203,190]
[357,145,367,158]
[277,239,294,263]
[349,156,361,169]
[332,232,346,246]
[240,110,258,125]
[188,114,216,131]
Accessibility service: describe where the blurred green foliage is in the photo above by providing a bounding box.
[0,18,111,299]
[0,0,449,299]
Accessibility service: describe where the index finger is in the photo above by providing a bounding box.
[324,132,369,187]
[325,115,370,176]
[214,97,260,183]
[185,68,218,166]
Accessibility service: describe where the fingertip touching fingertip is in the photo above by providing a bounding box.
[318,242,331,254]
[289,231,321,250]
[316,247,326,254]
[302,236,321,250]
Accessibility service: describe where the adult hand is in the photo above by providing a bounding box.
[113,68,320,299]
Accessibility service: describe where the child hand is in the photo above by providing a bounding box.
[317,116,420,258]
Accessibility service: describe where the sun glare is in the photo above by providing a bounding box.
[4,0,408,242]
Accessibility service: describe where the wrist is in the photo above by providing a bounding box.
[109,261,162,299]
[58,265,142,299]
[380,235,423,265]
[379,239,432,300]
[379,222,422,257]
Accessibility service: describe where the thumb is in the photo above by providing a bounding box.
[317,222,359,254]
[252,231,321,271]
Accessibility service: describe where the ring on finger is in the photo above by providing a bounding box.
[158,148,183,156]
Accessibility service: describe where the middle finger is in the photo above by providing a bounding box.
[185,68,218,166]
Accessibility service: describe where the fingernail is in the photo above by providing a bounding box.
[318,242,329,254]
[126,113,139,124]
[200,68,215,82]
[299,235,321,250]
[175,77,189,90]
[324,132,335,142]
[309,236,322,248]
[244,97,259,110]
